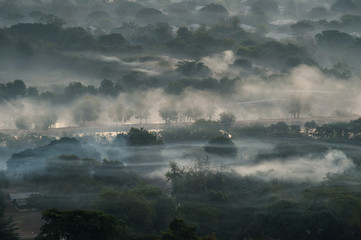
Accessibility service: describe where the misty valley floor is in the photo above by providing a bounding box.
[2,0,361,239]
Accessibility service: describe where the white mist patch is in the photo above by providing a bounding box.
[287,65,346,92]
[233,64,361,119]
[99,55,123,63]
[132,68,159,76]
[85,53,176,76]
[232,150,355,182]
[264,32,292,41]
[201,50,236,79]
[349,94,361,115]
[270,19,297,26]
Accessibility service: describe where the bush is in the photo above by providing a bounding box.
[204,136,237,157]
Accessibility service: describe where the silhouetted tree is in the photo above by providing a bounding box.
[64,82,96,101]
[0,80,27,101]
[159,104,179,124]
[331,0,358,13]
[176,61,211,77]
[98,33,126,49]
[219,112,236,130]
[108,103,125,125]
[33,111,58,130]
[204,136,237,157]
[305,120,317,130]
[0,191,19,240]
[15,116,32,130]
[39,14,65,27]
[286,98,310,119]
[176,27,193,42]
[118,127,163,146]
[134,101,150,124]
[72,96,101,126]
[99,79,118,97]
[161,218,198,240]
[35,208,120,240]
[181,106,204,122]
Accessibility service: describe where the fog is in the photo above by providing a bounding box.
[0,63,359,129]
[140,139,355,183]
[232,149,355,182]
[4,132,357,184]
[2,0,361,239]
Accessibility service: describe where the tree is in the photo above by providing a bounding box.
[249,6,267,24]
[290,21,315,35]
[134,101,150,124]
[331,0,358,13]
[59,27,94,50]
[165,81,186,95]
[35,208,120,240]
[159,104,179,124]
[27,87,39,98]
[116,1,144,17]
[249,200,306,240]
[181,106,204,122]
[118,127,162,146]
[0,81,36,101]
[99,79,118,97]
[92,185,174,233]
[39,14,65,27]
[0,215,18,240]
[315,30,354,48]
[251,0,279,16]
[124,108,134,122]
[108,103,125,126]
[324,62,352,79]
[176,27,193,42]
[165,162,186,183]
[308,7,328,19]
[0,171,9,189]
[161,218,219,240]
[286,98,310,119]
[94,190,155,233]
[176,61,211,78]
[161,218,198,240]
[219,112,236,130]
[72,96,101,126]
[98,33,126,48]
[0,191,18,240]
[287,98,302,119]
[64,82,96,101]
[269,122,290,136]
[15,116,32,130]
[2,80,27,99]
[155,22,172,43]
[341,14,361,29]
[135,7,166,24]
[7,137,101,174]
[199,3,229,24]
[33,111,58,130]
[204,136,237,157]
[305,120,317,130]
[11,80,26,97]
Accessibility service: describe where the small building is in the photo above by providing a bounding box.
[8,192,37,208]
